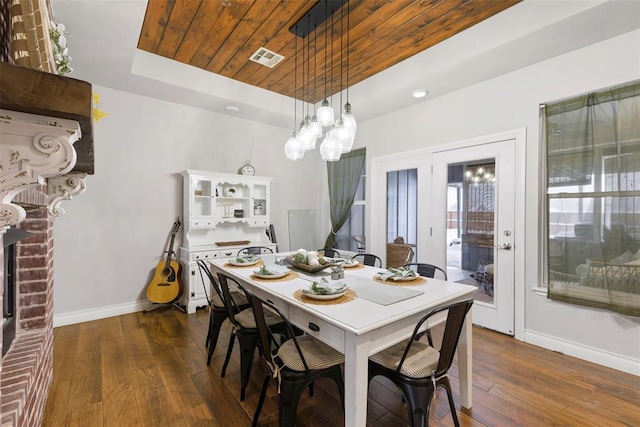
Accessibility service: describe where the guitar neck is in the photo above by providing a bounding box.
[164,232,177,269]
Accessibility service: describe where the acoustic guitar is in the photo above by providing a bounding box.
[146,218,183,304]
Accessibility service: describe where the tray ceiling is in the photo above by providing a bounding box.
[138,0,522,104]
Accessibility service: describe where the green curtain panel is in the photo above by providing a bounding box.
[544,80,640,317]
[324,148,366,249]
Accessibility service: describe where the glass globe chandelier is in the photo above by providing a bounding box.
[284,0,356,162]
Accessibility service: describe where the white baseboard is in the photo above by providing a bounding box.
[53,300,155,327]
[525,330,640,376]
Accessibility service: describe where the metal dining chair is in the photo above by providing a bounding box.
[353,253,382,267]
[403,262,448,280]
[236,246,274,256]
[318,248,341,258]
[368,299,474,427]
[196,259,248,366]
[247,290,345,427]
[217,272,288,401]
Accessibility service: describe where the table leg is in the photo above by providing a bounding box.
[344,334,369,426]
[458,309,473,408]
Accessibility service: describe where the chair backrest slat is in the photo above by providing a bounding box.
[403,262,448,280]
[247,292,312,373]
[397,299,473,377]
[354,253,382,267]
[196,259,224,305]
[216,272,243,325]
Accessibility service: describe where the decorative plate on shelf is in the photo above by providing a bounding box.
[215,240,250,247]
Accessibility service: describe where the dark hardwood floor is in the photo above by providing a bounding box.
[43,307,640,426]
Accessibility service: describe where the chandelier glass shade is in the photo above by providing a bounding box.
[284,0,356,162]
[284,132,304,160]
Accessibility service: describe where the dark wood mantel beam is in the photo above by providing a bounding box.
[0,62,94,174]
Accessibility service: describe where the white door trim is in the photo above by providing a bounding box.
[370,128,526,340]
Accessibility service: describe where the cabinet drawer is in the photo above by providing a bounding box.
[249,218,269,228]
[189,250,219,262]
[190,218,214,228]
[288,307,345,353]
[218,248,237,258]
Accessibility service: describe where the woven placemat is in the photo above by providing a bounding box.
[343,263,365,270]
[293,289,357,305]
[224,260,264,268]
[373,276,427,286]
[249,271,299,282]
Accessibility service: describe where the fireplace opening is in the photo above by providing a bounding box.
[2,226,33,356]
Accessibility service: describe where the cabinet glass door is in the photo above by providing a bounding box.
[192,179,212,216]
[252,183,268,217]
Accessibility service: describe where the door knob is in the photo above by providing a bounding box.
[497,243,512,250]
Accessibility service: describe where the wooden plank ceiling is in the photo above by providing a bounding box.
[138,0,522,104]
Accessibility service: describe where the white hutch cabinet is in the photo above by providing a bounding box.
[178,170,276,313]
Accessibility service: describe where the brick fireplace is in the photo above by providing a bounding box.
[0,1,94,425]
[1,189,55,426]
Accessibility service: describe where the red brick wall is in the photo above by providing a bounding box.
[1,205,54,427]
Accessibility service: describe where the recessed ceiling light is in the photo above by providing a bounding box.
[412,89,428,98]
[225,106,240,113]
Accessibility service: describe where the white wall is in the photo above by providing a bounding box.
[53,87,325,324]
[358,30,640,372]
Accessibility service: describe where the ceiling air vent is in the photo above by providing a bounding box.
[249,47,284,68]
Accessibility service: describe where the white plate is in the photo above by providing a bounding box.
[342,260,360,268]
[228,258,260,267]
[302,289,348,300]
[377,273,421,282]
[253,269,289,279]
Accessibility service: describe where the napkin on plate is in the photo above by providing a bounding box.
[307,278,348,295]
[375,267,417,281]
[235,255,259,263]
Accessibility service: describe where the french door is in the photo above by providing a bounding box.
[432,140,516,335]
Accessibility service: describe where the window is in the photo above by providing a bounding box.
[543,81,640,317]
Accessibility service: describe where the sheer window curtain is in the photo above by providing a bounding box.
[324,148,366,249]
[544,81,640,317]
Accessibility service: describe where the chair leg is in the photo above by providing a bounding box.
[439,376,460,427]
[279,379,310,427]
[327,367,345,410]
[221,333,236,378]
[207,310,227,366]
[253,374,271,427]
[237,333,259,401]
[399,382,433,427]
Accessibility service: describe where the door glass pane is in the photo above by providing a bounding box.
[447,160,496,304]
[386,169,417,267]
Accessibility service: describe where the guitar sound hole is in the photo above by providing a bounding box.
[162,267,173,277]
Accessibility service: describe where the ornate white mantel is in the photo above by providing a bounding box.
[0,108,86,230]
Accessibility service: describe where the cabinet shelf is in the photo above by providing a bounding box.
[180,169,275,314]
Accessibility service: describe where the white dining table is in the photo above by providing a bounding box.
[211,254,476,426]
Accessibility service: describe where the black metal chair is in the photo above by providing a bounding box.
[368,299,473,427]
[248,291,345,427]
[403,263,448,280]
[196,260,248,366]
[217,272,288,401]
[237,246,274,256]
[353,253,383,267]
[318,248,341,258]
[401,263,449,346]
